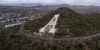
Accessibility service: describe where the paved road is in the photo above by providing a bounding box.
[41,33,100,41]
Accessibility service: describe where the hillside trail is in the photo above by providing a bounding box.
[41,33,100,41]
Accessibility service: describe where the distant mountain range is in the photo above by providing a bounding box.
[0,3,42,6]
[0,3,69,6]
[0,3,99,7]
[20,3,41,5]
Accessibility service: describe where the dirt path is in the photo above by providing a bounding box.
[41,33,100,40]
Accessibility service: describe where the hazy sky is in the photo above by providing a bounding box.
[0,0,100,5]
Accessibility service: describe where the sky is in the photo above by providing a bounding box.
[0,0,100,5]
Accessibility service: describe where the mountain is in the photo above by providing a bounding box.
[0,3,42,6]
[20,3,42,6]
[24,7,100,37]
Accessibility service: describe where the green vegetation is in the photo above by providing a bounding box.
[1,7,100,50]
[0,27,100,50]
[0,7,100,50]
[24,7,100,37]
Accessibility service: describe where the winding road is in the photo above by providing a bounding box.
[41,33,100,40]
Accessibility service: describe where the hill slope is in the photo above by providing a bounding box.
[24,7,100,37]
